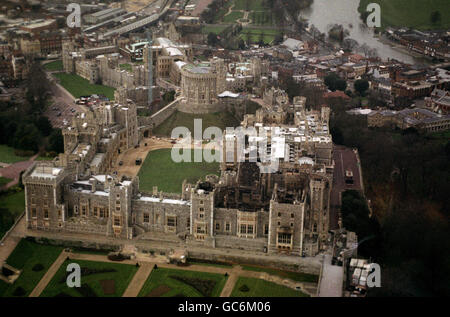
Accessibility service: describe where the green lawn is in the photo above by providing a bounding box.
[0,239,63,297]
[152,110,240,137]
[44,60,63,72]
[138,149,220,194]
[53,73,115,100]
[0,190,25,238]
[359,0,450,30]
[231,277,309,297]
[202,26,228,34]
[0,176,12,187]
[223,10,244,23]
[0,145,31,163]
[233,0,267,11]
[138,267,228,297]
[241,265,319,283]
[41,259,138,297]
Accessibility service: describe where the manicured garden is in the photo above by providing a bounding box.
[138,267,228,297]
[53,73,115,100]
[241,264,319,283]
[231,277,309,297]
[138,149,220,193]
[0,145,31,163]
[0,238,63,297]
[40,259,138,297]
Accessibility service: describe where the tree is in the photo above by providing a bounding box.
[48,128,64,154]
[430,11,441,25]
[354,79,369,96]
[26,62,50,113]
[207,32,219,46]
[36,116,53,137]
[324,73,347,91]
[13,123,42,152]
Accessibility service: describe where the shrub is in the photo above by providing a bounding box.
[75,283,97,297]
[239,284,250,292]
[13,286,26,296]
[32,263,44,272]
[169,275,217,297]
[107,253,129,261]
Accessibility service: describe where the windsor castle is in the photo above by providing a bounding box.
[22,86,333,257]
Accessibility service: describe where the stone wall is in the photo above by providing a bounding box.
[149,99,179,129]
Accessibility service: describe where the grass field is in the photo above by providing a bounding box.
[138,149,220,193]
[231,277,309,297]
[0,239,63,297]
[53,73,115,100]
[152,110,240,137]
[241,265,319,283]
[359,0,450,30]
[44,60,63,72]
[138,267,228,297]
[0,145,31,163]
[41,259,138,297]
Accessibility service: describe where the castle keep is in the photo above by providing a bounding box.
[22,92,333,257]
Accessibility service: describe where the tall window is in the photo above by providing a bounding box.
[278,233,292,245]
[31,208,37,218]
[114,216,121,226]
[167,217,176,227]
[44,209,49,219]
[143,213,149,223]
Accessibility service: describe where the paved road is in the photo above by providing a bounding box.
[317,254,343,297]
[329,145,364,230]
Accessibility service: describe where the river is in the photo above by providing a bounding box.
[301,0,420,64]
